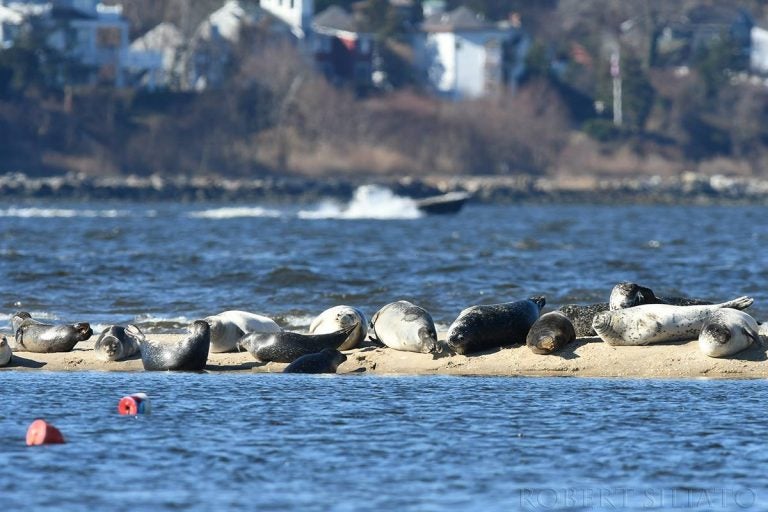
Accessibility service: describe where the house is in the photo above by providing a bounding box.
[311,5,374,90]
[125,22,183,89]
[414,5,529,100]
[259,0,314,39]
[751,26,768,75]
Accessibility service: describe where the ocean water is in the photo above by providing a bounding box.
[2,186,768,511]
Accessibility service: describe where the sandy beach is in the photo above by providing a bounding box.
[2,331,767,378]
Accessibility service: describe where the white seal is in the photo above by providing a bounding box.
[0,336,11,367]
[203,310,281,353]
[698,309,760,358]
[308,305,367,350]
[592,296,754,346]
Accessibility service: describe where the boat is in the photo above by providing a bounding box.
[414,191,470,215]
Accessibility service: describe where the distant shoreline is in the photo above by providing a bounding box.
[2,172,768,205]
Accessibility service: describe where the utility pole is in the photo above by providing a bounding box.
[611,50,623,127]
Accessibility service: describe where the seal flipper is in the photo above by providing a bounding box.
[744,327,763,347]
[720,296,754,311]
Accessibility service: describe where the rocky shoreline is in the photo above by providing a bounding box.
[2,172,768,204]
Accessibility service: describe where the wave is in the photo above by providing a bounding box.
[298,185,422,220]
[0,207,129,218]
[188,206,282,219]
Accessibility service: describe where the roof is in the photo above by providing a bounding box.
[130,22,183,51]
[422,6,491,32]
[313,5,369,34]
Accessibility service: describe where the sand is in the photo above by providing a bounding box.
[2,331,767,378]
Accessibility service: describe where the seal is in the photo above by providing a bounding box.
[446,296,546,355]
[698,309,760,358]
[557,303,609,337]
[0,336,11,367]
[239,325,356,363]
[94,324,143,362]
[12,313,92,353]
[309,305,367,350]
[609,282,718,310]
[592,296,754,346]
[139,320,210,371]
[283,348,348,374]
[204,310,281,353]
[369,300,440,354]
[525,311,576,355]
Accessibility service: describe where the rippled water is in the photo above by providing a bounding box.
[1,373,766,511]
[2,193,768,510]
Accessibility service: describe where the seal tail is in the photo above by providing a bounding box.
[430,340,455,359]
[720,296,754,311]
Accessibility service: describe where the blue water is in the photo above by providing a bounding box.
[2,193,768,510]
[1,373,766,511]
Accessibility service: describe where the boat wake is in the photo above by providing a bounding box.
[298,185,422,220]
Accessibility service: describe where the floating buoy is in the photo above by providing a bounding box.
[118,393,151,415]
[26,419,65,446]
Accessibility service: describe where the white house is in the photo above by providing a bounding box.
[259,0,313,39]
[415,6,529,100]
[750,26,768,75]
[125,22,183,89]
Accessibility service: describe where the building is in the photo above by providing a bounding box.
[311,5,374,90]
[259,0,313,39]
[414,6,529,100]
[125,22,183,89]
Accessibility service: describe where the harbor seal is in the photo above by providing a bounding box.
[94,325,143,362]
[592,296,754,346]
[283,348,348,374]
[204,310,281,353]
[139,320,210,371]
[698,309,760,358]
[239,325,355,363]
[309,305,367,350]
[369,300,441,354]
[446,296,546,355]
[609,282,716,310]
[525,311,576,355]
[557,303,609,337]
[12,313,92,353]
[0,336,11,367]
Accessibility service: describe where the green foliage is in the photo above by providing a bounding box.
[693,32,745,98]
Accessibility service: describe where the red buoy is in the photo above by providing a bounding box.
[26,419,65,446]
[118,393,151,415]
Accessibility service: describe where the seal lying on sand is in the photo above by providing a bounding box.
[94,325,143,362]
[283,348,347,374]
[446,296,546,355]
[204,310,281,353]
[526,311,576,355]
[0,337,11,367]
[139,320,210,371]
[309,305,367,350]
[11,312,92,353]
[369,300,441,355]
[239,325,355,363]
[592,296,754,346]
[698,309,760,358]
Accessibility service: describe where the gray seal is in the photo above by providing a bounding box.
[0,336,11,367]
[139,320,210,371]
[94,325,143,362]
[698,309,760,358]
[239,325,356,363]
[557,303,609,338]
[309,305,367,350]
[525,311,576,355]
[11,312,92,353]
[446,296,546,355]
[592,296,754,346]
[369,300,440,354]
[204,310,281,353]
[283,348,348,374]
[609,282,716,310]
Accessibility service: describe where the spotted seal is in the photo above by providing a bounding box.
[94,325,143,362]
[0,336,11,367]
[446,296,546,355]
[592,296,754,346]
[369,300,441,354]
[139,320,210,371]
[609,282,716,310]
[283,348,348,374]
[11,312,92,353]
[525,311,576,355]
[239,325,356,363]
[309,305,367,350]
[204,310,281,353]
[698,309,760,358]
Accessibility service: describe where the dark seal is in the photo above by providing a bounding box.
[239,325,355,363]
[283,348,348,374]
[12,312,92,353]
[94,324,143,362]
[525,311,576,355]
[446,296,546,355]
[139,320,210,371]
[557,303,609,338]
